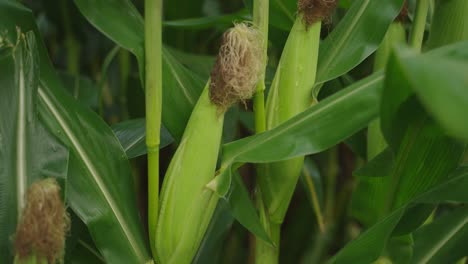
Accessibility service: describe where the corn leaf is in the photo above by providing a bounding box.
[193,202,234,264]
[112,119,173,159]
[0,31,68,262]
[209,74,383,241]
[74,0,144,76]
[342,43,468,262]
[0,2,152,263]
[163,9,249,29]
[380,45,467,208]
[58,72,99,110]
[351,113,463,226]
[164,46,214,81]
[74,0,207,140]
[398,41,468,142]
[161,47,206,139]
[332,167,468,263]
[385,235,413,264]
[225,174,272,244]
[316,0,405,85]
[412,207,468,264]
[351,44,467,229]
[65,212,105,264]
[214,72,384,197]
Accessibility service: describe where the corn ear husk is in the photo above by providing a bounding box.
[260,16,321,224]
[155,84,223,264]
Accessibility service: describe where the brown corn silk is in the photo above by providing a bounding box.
[15,179,69,263]
[210,23,263,111]
[396,0,409,22]
[298,0,338,27]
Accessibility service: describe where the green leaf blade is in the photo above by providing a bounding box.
[316,0,404,85]
[38,81,152,263]
[0,31,68,261]
[224,72,384,165]
[412,207,468,264]
[74,0,207,141]
[112,118,173,159]
[0,2,153,262]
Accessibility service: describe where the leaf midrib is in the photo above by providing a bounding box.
[15,49,26,213]
[225,73,383,164]
[37,86,147,263]
[417,214,468,264]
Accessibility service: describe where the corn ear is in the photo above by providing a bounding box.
[155,84,223,264]
[156,23,262,264]
[261,15,321,224]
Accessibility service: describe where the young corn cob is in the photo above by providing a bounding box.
[155,23,263,264]
[256,0,337,262]
[14,179,69,264]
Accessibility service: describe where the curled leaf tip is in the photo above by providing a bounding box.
[298,0,338,27]
[15,178,69,263]
[209,23,264,111]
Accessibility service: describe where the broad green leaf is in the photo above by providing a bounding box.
[112,118,173,159]
[332,167,468,263]
[164,46,214,80]
[40,61,153,263]
[213,72,384,197]
[163,9,249,29]
[65,212,105,264]
[161,46,206,140]
[193,202,234,264]
[382,44,468,148]
[412,207,468,264]
[355,148,395,178]
[73,0,144,71]
[74,0,207,140]
[0,2,152,263]
[59,71,99,109]
[224,72,383,164]
[316,0,405,87]
[333,208,406,263]
[45,69,153,261]
[352,113,463,225]
[380,46,465,210]
[392,204,434,236]
[350,149,394,226]
[225,174,272,244]
[352,44,465,229]
[0,31,68,261]
[386,235,413,264]
[397,41,468,142]
[337,42,468,261]
[339,0,354,9]
[415,168,468,204]
[68,241,105,264]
